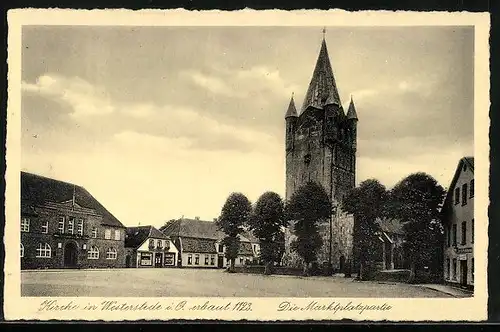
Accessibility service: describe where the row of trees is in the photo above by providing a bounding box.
[217,171,446,281]
[216,182,332,276]
[343,172,446,282]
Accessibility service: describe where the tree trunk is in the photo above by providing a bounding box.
[264,261,272,275]
[359,261,364,280]
[229,258,236,273]
[408,261,416,283]
[303,262,310,277]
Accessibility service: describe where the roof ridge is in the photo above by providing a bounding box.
[21,171,84,189]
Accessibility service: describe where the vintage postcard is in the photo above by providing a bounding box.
[4,9,490,321]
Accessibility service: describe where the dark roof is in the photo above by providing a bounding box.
[161,218,224,240]
[442,156,475,209]
[301,38,341,112]
[346,97,358,120]
[161,218,258,243]
[21,171,125,228]
[376,218,405,235]
[125,225,169,248]
[285,94,298,118]
[181,237,217,254]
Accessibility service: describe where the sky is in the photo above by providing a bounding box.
[20,26,474,228]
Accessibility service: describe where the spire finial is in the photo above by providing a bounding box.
[322,27,326,39]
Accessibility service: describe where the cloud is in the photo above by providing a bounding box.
[22,74,115,117]
[22,74,281,155]
[182,65,299,99]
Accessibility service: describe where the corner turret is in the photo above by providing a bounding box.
[285,94,298,152]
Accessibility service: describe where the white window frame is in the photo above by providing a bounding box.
[41,220,49,234]
[106,248,117,260]
[20,243,24,258]
[21,218,30,232]
[77,218,84,236]
[187,254,193,265]
[68,217,74,235]
[92,227,97,238]
[204,254,209,265]
[195,254,200,265]
[88,246,99,259]
[114,229,121,241]
[104,229,111,240]
[58,216,65,233]
[36,243,51,258]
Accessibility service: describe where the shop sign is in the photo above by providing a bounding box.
[140,252,152,266]
[458,254,467,260]
[457,247,473,254]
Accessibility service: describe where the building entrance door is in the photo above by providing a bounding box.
[154,253,163,267]
[217,255,224,268]
[339,255,345,273]
[461,260,468,286]
[64,242,78,268]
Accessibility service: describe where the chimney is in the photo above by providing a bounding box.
[195,216,200,221]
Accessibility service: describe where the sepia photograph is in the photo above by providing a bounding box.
[4,9,490,321]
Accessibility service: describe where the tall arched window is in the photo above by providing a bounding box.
[20,243,24,258]
[36,243,51,258]
[88,246,99,259]
[106,248,117,260]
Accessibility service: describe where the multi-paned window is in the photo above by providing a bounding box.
[91,227,97,238]
[77,219,84,236]
[58,216,65,233]
[205,255,209,265]
[454,187,460,205]
[88,246,99,259]
[471,219,474,243]
[41,221,49,234]
[104,229,111,240]
[21,218,30,232]
[157,239,163,249]
[470,179,474,198]
[195,254,200,265]
[210,255,215,265]
[36,243,51,258]
[461,221,467,245]
[114,230,121,241]
[20,243,24,258]
[462,183,468,206]
[106,248,117,260]
[446,227,451,247]
[187,254,193,265]
[452,224,457,246]
[68,217,74,235]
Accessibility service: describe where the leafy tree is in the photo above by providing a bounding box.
[387,172,446,283]
[249,192,287,275]
[216,192,252,272]
[286,181,331,276]
[342,179,388,280]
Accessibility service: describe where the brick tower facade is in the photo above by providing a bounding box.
[282,37,357,272]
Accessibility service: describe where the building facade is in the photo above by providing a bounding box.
[375,218,406,271]
[20,172,126,269]
[442,157,474,290]
[125,226,179,268]
[283,36,356,271]
[160,218,259,268]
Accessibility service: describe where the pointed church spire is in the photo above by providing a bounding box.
[301,37,341,112]
[285,93,298,118]
[346,95,358,120]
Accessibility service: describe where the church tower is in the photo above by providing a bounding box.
[283,34,358,271]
